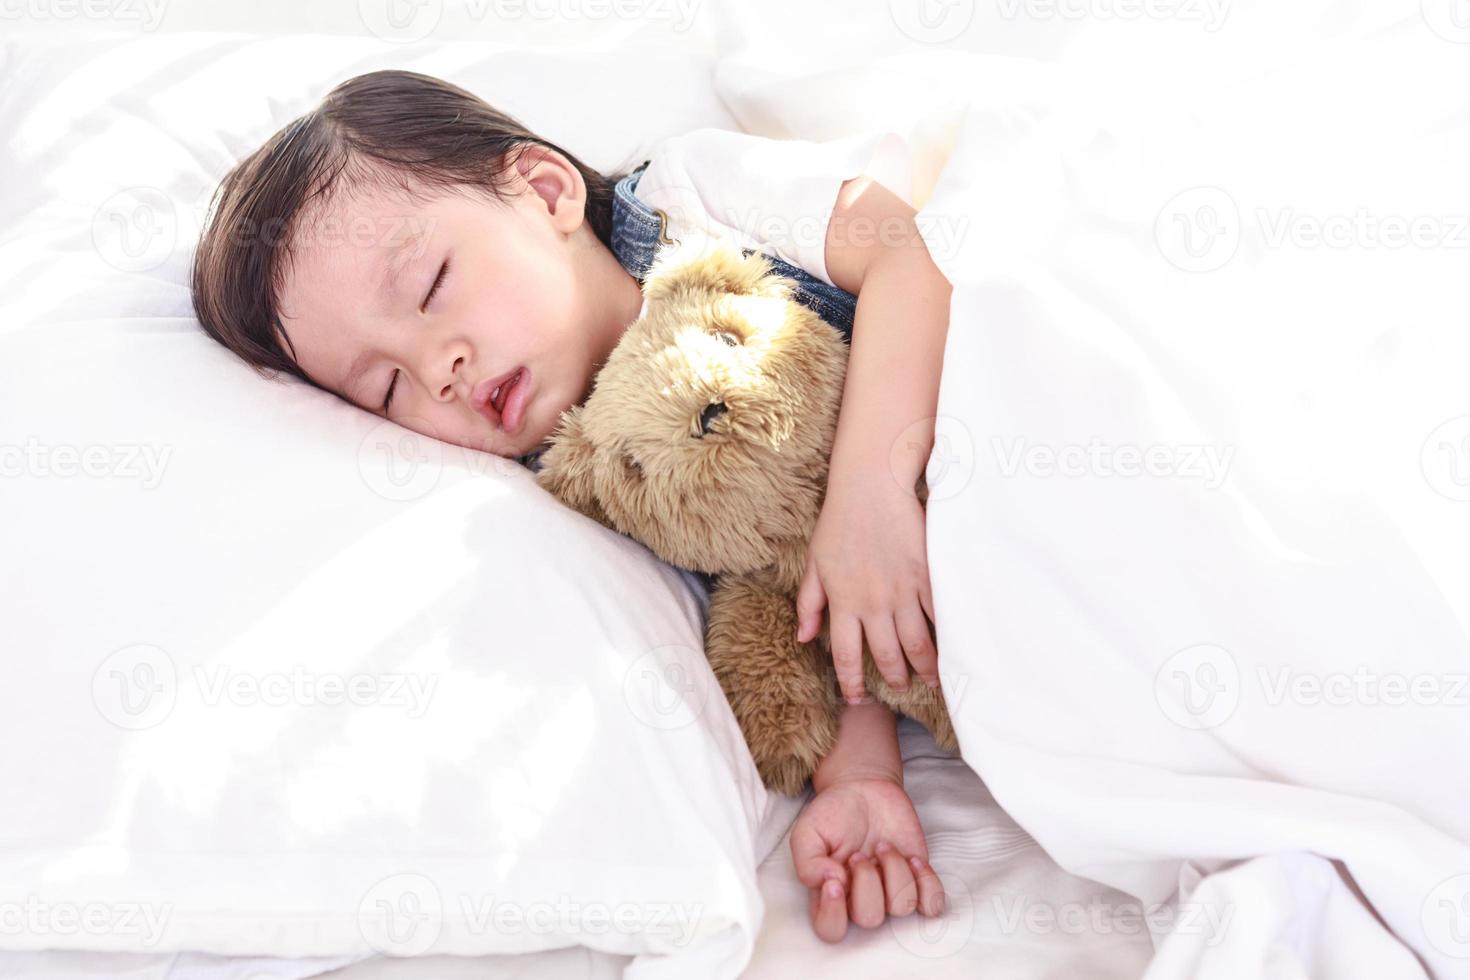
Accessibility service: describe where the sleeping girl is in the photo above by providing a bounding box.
[189,68,953,942]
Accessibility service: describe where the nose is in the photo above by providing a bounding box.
[422,341,470,402]
[441,356,464,399]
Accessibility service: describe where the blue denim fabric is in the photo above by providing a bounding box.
[609,161,858,338]
[520,160,859,472]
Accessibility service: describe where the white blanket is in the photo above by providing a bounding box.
[907,16,1470,980]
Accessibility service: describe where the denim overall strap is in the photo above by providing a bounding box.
[610,161,859,341]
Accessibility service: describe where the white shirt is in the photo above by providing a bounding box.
[521,128,912,471]
[631,126,915,291]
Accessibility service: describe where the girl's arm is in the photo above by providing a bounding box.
[792,698,947,941]
[795,175,954,705]
[812,697,903,791]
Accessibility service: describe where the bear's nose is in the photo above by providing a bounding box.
[699,401,727,435]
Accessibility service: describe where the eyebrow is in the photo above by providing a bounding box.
[339,235,423,411]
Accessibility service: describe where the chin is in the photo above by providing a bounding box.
[520,424,552,458]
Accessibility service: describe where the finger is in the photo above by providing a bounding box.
[830,612,866,703]
[864,614,911,693]
[795,561,827,644]
[811,877,849,943]
[895,601,939,689]
[910,855,946,917]
[790,821,849,892]
[919,576,936,626]
[847,852,886,929]
[874,841,918,916]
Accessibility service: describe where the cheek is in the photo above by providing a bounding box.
[512,235,579,318]
[476,276,572,352]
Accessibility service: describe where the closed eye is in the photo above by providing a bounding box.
[382,369,400,413]
[423,257,450,310]
[384,257,451,411]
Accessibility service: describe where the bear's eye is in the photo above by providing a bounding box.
[698,401,728,436]
[712,330,740,347]
[622,453,644,479]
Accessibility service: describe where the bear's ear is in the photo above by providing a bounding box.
[642,236,791,306]
[535,406,610,528]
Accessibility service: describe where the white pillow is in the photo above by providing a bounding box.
[0,28,787,980]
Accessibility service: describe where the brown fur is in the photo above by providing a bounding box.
[537,238,957,795]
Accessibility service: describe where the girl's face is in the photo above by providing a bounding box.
[275,148,643,459]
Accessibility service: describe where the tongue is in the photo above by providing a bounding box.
[492,370,519,414]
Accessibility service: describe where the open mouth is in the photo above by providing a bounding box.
[473,366,532,436]
[490,369,522,414]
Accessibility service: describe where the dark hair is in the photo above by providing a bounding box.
[190,69,632,388]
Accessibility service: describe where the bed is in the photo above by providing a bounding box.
[3,2,1467,977]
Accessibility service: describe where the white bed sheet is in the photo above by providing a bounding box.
[6,721,1155,979]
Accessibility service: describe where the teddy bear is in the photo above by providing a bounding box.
[534,236,957,795]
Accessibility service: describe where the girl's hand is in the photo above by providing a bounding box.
[795,474,939,703]
[791,774,945,943]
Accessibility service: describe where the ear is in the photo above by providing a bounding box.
[534,406,611,528]
[642,236,793,306]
